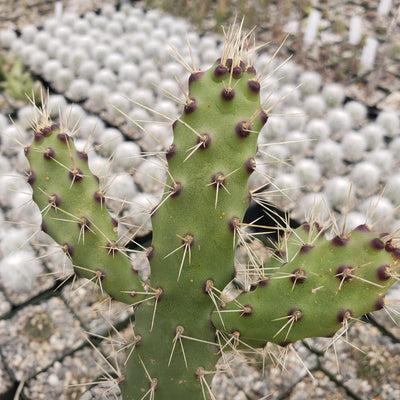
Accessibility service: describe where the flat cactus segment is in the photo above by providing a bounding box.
[212,226,399,346]
[121,30,268,399]
[25,122,145,304]
[150,60,266,288]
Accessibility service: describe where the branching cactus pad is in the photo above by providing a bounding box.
[25,121,146,305]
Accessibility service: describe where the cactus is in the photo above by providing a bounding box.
[0,52,42,103]
[23,310,54,342]
[23,23,400,400]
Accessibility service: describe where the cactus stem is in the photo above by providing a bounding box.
[221,86,236,101]
[122,286,160,306]
[148,287,165,331]
[48,193,61,209]
[169,181,183,198]
[336,265,354,287]
[56,132,72,143]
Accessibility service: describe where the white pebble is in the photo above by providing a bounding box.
[385,174,400,206]
[296,192,331,222]
[341,131,367,162]
[78,116,105,140]
[299,71,322,96]
[323,176,353,209]
[314,140,343,173]
[106,173,137,210]
[88,154,110,179]
[0,227,32,255]
[97,128,124,155]
[305,118,330,142]
[359,195,395,229]
[62,104,86,130]
[0,29,17,49]
[78,60,99,81]
[366,149,394,172]
[322,83,345,108]
[272,173,300,197]
[259,116,287,143]
[87,84,109,111]
[376,110,399,137]
[285,130,310,156]
[67,78,90,102]
[344,100,367,126]
[114,141,142,170]
[293,158,321,185]
[327,108,352,136]
[360,123,385,150]
[42,59,62,82]
[134,157,167,194]
[0,250,42,292]
[337,212,367,234]
[303,94,326,118]
[351,161,381,193]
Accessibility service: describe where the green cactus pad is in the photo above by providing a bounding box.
[25,121,145,304]
[121,33,268,399]
[212,225,399,347]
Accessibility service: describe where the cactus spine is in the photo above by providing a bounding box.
[23,24,400,399]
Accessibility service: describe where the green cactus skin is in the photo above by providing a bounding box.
[121,42,268,398]
[24,121,146,305]
[212,223,399,347]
